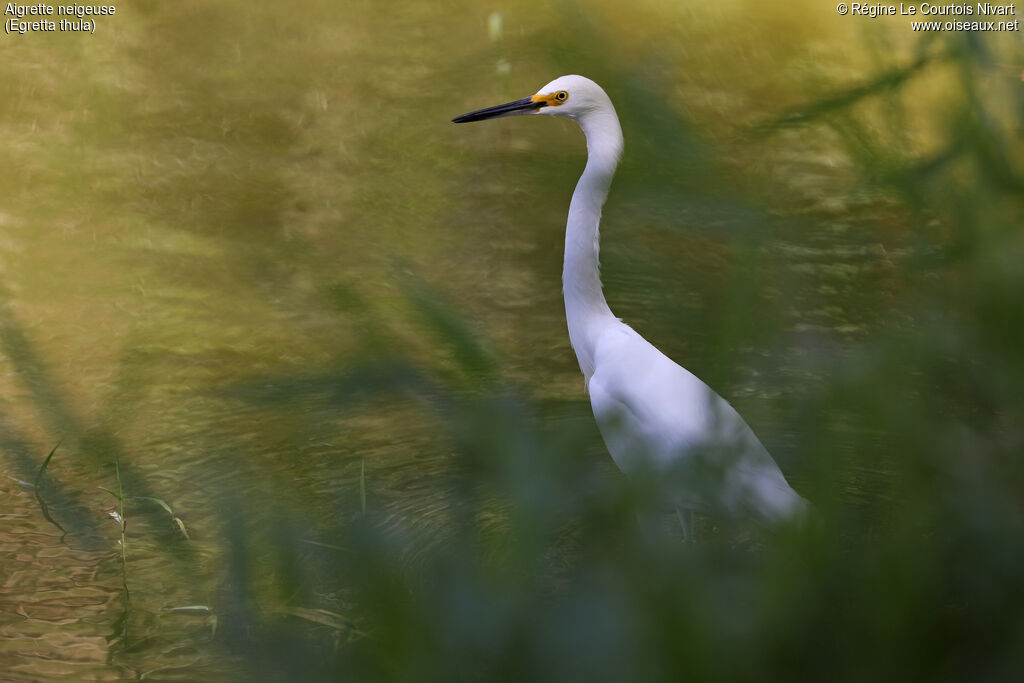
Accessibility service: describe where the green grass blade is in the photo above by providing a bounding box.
[34,440,61,489]
[33,441,66,535]
[131,495,174,516]
[98,486,121,500]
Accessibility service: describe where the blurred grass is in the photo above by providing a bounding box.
[197,32,1024,681]
[0,2,1022,681]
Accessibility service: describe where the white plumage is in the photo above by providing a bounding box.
[454,75,807,538]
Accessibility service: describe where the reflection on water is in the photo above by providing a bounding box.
[1,0,1021,678]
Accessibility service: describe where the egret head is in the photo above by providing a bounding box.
[452,75,611,123]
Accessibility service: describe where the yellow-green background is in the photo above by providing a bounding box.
[1,1,1021,680]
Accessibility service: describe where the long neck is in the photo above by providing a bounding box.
[563,108,623,382]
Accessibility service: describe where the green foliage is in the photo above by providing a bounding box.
[1,15,1021,682]
[200,36,1024,681]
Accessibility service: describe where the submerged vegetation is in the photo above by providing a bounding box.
[1,2,1022,680]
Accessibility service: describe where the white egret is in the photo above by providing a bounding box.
[453,75,807,538]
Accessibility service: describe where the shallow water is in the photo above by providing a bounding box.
[1,0,1019,678]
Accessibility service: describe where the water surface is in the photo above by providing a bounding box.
[1,1,1019,678]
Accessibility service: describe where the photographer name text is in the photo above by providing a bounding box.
[836,2,1019,30]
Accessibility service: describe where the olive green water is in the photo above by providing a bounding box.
[1,0,1022,680]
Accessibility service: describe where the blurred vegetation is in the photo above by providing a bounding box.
[1,2,1023,680]
[203,33,1024,681]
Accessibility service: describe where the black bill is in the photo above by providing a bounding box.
[452,96,544,123]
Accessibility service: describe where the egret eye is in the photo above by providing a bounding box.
[452,76,809,537]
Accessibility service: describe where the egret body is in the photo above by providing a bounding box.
[454,76,807,538]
